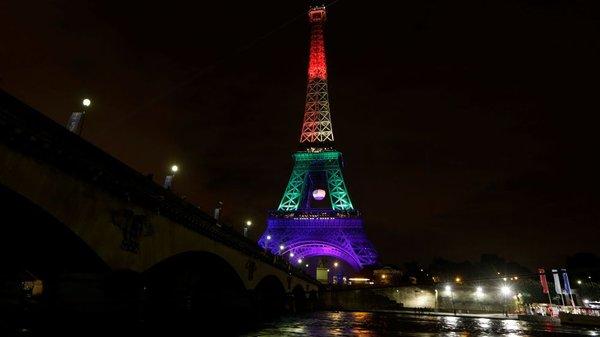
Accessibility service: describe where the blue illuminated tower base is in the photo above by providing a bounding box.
[259,210,377,270]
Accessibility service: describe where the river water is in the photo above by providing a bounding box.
[244,311,599,336]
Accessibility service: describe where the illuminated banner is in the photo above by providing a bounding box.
[163,175,173,189]
[66,112,83,133]
[562,269,572,295]
[538,268,549,294]
[552,269,562,294]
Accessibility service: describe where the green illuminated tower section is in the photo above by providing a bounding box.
[278,151,353,211]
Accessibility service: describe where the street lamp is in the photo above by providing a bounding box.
[475,286,484,298]
[78,98,91,135]
[243,220,252,237]
[501,285,511,317]
[164,164,179,189]
[475,286,484,311]
[445,285,456,315]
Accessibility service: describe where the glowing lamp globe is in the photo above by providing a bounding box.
[312,189,326,201]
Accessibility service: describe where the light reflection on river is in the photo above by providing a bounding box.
[244,311,600,336]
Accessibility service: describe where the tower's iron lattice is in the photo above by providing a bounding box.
[258,5,378,270]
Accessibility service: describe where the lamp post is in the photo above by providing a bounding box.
[501,285,511,317]
[445,285,456,315]
[79,98,91,135]
[243,220,252,237]
[164,164,178,189]
[475,286,484,311]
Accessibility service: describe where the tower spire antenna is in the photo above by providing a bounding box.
[300,5,334,147]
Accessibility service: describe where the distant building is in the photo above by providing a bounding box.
[316,259,329,283]
[374,266,403,285]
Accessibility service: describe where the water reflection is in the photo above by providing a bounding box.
[476,317,491,329]
[245,311,600,337]
[443,316,459,329]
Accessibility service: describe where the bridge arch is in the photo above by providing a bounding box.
[292,284,308,312]
[0,183,109,282]
[254,274,286,318]
[142,251,252,332]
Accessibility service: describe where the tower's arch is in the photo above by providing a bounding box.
[281,241,361,270]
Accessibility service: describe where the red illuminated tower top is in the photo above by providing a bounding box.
[307,6,327,80]
[300,5,334,147]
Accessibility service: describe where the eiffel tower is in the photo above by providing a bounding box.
[258,5,378,271]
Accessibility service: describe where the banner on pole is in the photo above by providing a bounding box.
[562,269,572,295]
[163,175,173,189]
[552,269,562,295]
[67,112,83,133]
[538,268,549,294]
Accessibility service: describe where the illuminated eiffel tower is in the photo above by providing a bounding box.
[258,5,378,271]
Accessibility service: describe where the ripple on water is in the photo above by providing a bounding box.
[243,311,600,337]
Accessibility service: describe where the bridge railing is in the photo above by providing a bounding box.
[0,90,318,285]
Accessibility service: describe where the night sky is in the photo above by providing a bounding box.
[1,0,599,269]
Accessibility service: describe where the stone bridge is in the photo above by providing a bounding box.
[0,90,319,332]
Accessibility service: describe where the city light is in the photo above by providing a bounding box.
[171,165,179,173]
[82,98,91,107]
[475,286,484,298]
[381,274,387,279]
[279,244,285,250]
[243,220,252,237]
[577,280,582,285]
[455,277,461,283]
[334,261,339,268]
[444,285,452,296]
[266,235,271,240]
[297,258,303,263]
[348,278,370,282]
[289,252,294,257]
[305,264,309,267]
[501,285,511,296]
